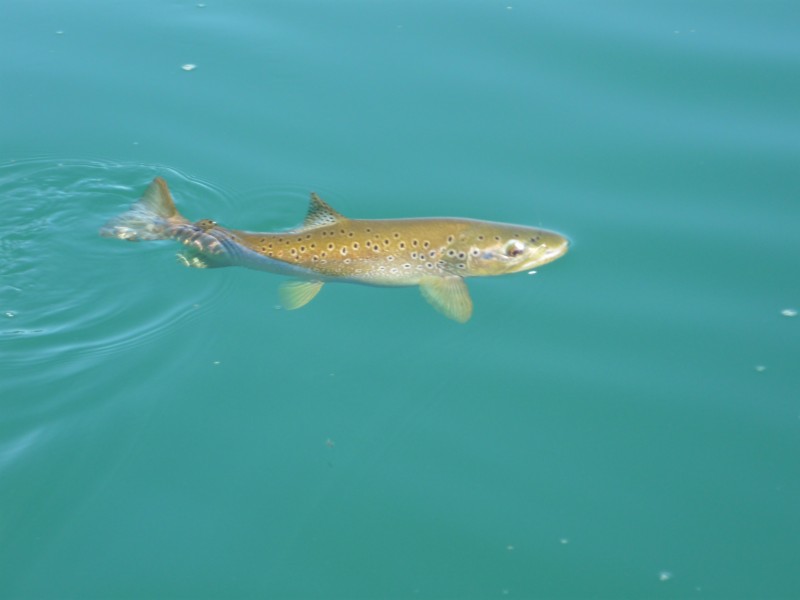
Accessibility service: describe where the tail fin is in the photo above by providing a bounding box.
[100,177,189,241]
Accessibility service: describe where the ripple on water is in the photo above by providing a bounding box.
[0,158,239,400]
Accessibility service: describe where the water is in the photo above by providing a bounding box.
[2,1,799,598]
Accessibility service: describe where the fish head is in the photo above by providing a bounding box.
[457,221,569,276]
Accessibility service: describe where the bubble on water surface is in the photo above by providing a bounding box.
[181,64,197,71]
[781,308,797,317]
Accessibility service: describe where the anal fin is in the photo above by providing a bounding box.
[279,280,324,310]
[419,276,473,323]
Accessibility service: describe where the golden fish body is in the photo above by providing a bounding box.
[101,178,569,322]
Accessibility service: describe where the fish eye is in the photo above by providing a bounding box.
[504,240,526,257]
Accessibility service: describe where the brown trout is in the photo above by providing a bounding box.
[101,177,569,322]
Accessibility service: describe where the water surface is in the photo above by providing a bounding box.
[2,1,799,598]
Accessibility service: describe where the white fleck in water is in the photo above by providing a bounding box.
[5,311,16,318]
[506,545,514,551]
[197,3,206,6]
[527,270,537,275]
[781,308,797,317]
[559,538,569,544]
[212,361,220,366]
[659,571,673,582]
[55,30,64,35]
[181,64,197,71]
[755,365,766,372]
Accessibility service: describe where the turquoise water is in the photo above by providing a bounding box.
[2,1,799,598]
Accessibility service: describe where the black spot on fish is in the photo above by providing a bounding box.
[348,232,354,237]
[383,239,390,245]
[300,246,306,252]
[411,252,417,259]
[423,241,430,248]
[458,252,466,259]
[429,251,436,257]
[447,235,454,243]
[398,242,406,249]
[328,243,334,250]
[478,235,484,241]
[366,227,372,232]
[340,247,347,255]
[393,232,400,238]
[412,239,419,247]
[447,250,456,256]
[352,242,359,249]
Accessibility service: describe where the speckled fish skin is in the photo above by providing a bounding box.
[101,178,569,322]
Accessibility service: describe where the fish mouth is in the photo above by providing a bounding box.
[527,235,569,269]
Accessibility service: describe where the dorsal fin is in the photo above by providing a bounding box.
[302,193,347,229]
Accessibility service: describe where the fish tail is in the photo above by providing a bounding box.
[100,177,190,241]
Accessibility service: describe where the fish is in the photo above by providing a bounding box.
[100,177,569,322]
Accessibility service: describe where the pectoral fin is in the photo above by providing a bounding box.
[419,276,473,323]
[279,280,324,310]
